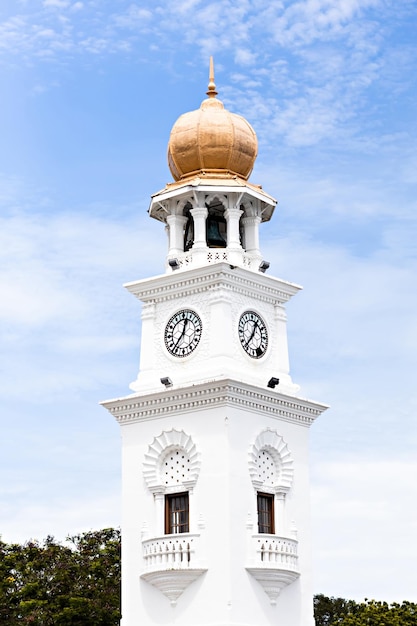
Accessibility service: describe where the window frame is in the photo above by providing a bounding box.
[257,491,275,534]
[165,491,190,534]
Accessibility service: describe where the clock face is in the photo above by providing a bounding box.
[238,310,268,359]
[164,309,202,358]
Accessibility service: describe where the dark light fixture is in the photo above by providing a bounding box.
[168,258,180,270]
[259,260,270,273]
[267,377,279,389]
[160,377,173,388]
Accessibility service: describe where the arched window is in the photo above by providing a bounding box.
[249,429,294,535]
[143,429,200,536]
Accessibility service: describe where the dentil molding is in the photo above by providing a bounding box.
[124,263,301,307]
[101,379,328,426]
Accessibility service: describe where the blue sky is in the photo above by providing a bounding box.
[1,0,417,603]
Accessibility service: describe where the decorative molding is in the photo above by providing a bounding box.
[102,379,328,427]
[249,429,294,494]
[124,263,301,307]
[143,429,200,493]
[149,179,276,222]
[141,569,207,607]
[246,568,299,605]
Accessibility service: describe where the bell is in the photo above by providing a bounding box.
[184,214,194,251]
[206,216,227,248]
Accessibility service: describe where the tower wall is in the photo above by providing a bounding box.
[104,380,326,626]
[102,62,327,626]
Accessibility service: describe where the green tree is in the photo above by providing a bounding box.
[0,528,120,625]
[314,595,417,626]
[314,594,359,625]
[339,598,417,626]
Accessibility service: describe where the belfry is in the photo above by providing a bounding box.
[102,59,327,626]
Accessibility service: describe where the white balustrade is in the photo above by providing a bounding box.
[142,534,200,571]
[251,534,299,571]
[167,249,262,271]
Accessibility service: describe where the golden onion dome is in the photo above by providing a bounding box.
[167,58,258,181]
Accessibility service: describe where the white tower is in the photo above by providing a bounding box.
[102,60,327,626]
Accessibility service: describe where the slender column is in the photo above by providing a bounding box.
[208,288,233,358]
[241,215,261,253]
[246,513,255,566]
[137,302,156,374]
[153,491,165,535]
[166,214,187,255]
[224,207,243,248]
[275,492,286,534]
[274,305,290,375]
[190,207,208,248]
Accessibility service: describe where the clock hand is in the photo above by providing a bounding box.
[173,319,188,350]
[244,321,258,349]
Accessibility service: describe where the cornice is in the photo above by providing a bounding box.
[101,379,328,427]
[124,263,301,306]
[150,178,276,206]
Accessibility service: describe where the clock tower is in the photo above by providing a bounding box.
[102,60,327,626]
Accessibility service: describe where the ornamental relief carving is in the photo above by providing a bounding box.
[249,428,294,494]
[143,428,201,494]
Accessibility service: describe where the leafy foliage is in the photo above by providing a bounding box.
[0,528,120,625]
[2,533,417,625]
[314,594,417,626]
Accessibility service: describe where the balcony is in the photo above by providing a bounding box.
[140,534,206,606]
[246,534,300,605]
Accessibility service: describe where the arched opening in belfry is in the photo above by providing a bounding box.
[182,202,194,251]
[205,198,227,248]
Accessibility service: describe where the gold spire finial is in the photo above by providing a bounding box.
[206,56,218,98]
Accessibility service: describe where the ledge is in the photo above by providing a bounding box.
[246,567,299,605]
[141,568,207,606]
[101,379,328,426]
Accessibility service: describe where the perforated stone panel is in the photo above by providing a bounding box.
[249,428,294,493]
[162,448,192,486]
[256,450,277,485]
[143,428,200,493]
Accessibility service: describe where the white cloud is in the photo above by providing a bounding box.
[43,0,70,7]
[0,490,121,544]
[112,4,153,29]
[311,459,417,601]
[234,48,257,66]
[0,0,408,162]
